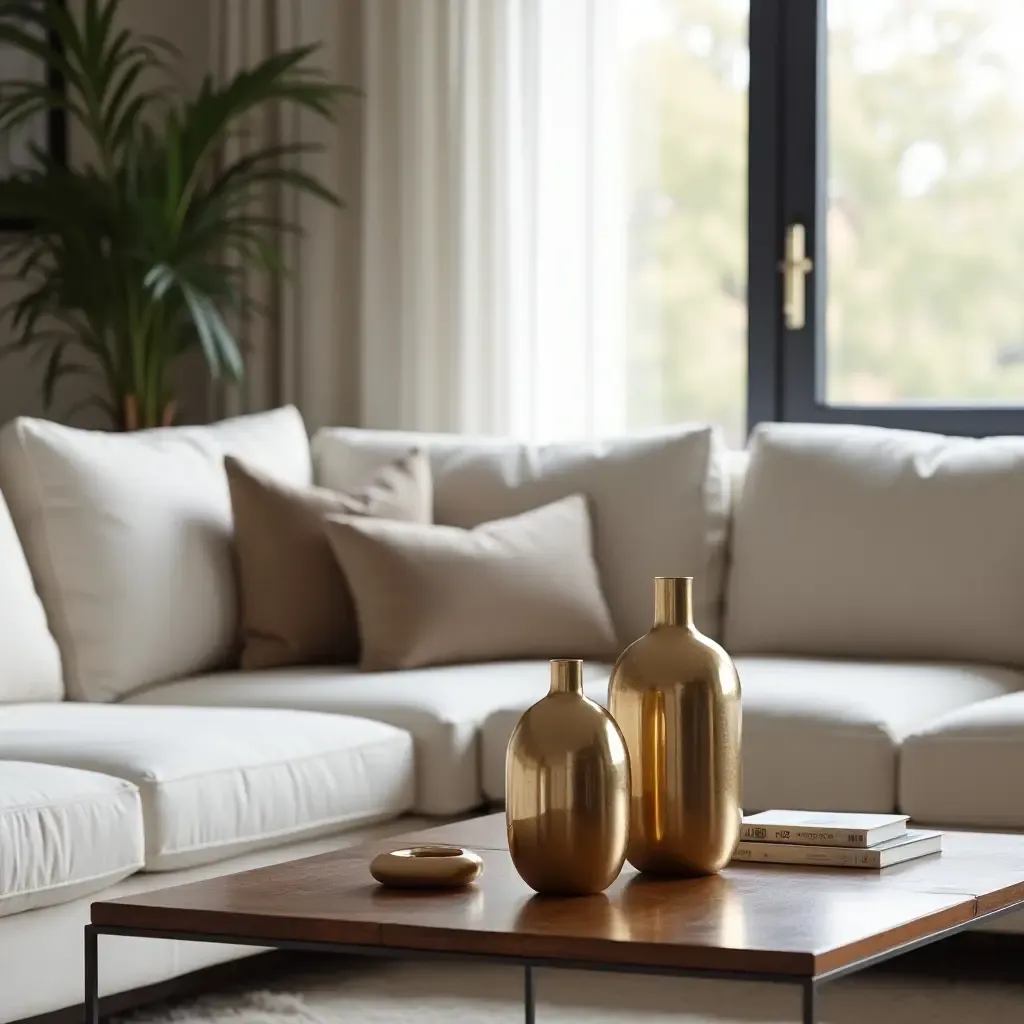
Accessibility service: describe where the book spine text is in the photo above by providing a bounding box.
[738,826,869,847]
[733,843,879,867]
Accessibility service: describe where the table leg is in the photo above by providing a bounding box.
[84,926,99,1024]
[524,965,535,1024]
[802,980,817,1024]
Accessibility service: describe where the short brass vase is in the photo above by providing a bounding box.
[608,577,741,876]
[506,659,630,895]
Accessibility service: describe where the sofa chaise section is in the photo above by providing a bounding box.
[0,761,143,917]
[0,820,426,1023]
[0,704,414,870]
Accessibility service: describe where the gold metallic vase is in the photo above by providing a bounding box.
[608,577,741,876]
[506,659,630,896]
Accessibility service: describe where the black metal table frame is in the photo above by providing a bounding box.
[84,900,1023,1024]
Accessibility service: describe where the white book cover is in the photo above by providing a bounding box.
[732,830,943,869]
[740,810,909,848]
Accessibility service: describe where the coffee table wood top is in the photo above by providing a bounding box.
[92,814,1024,978]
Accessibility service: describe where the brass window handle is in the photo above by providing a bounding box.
[779,224,813,330]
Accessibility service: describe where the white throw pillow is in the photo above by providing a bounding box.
[313,425,731,644]
[725,422,1024,665]
[0,406,311,702]
[0,486,63,702]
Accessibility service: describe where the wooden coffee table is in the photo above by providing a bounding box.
[88,814,1024,1024]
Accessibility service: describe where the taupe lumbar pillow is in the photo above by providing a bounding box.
[323,494,619,672]
[227,450,432,669]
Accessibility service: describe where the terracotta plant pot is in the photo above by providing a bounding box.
[121,395,177,431]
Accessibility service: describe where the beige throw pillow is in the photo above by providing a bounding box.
[227,450,432,669]
[323,494,619,671]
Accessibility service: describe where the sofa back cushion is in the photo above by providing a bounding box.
[313,425,730,644]
[725,422,1024,665]
[0,486,63,702]
[0,406,310,702]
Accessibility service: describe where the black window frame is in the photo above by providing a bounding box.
[0,0,68,232]
[747,0,1024,438]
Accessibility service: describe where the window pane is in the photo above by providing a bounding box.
[622,0,748,445]
[826,0,1024,407]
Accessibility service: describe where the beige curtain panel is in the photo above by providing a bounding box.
[209,0,362,431]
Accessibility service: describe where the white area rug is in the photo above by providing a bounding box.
[123,957,1024,1023]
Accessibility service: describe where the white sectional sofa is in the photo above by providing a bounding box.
[0,406,1022,1022]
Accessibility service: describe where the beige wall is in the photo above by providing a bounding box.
[0,0,363,429]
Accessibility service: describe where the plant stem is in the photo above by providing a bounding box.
[144,302,167,429]
[123,394,138,431]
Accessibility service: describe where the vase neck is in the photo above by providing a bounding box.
[549,659,584,695]
[654,577,694,628]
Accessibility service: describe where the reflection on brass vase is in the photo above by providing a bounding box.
[618,872,748,949]
[608,577,741,876]
[506,659,630,895]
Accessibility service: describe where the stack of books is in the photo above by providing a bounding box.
[732,810,943,868]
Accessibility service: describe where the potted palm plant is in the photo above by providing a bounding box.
[0,0,347,429]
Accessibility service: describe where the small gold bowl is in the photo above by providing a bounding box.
[369,845,484,889]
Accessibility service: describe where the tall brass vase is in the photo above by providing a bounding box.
[608,577,741,876]
[506,660,630,896]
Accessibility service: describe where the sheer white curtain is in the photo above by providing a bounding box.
[362,0,627,439]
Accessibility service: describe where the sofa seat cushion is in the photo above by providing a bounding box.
[0,761,143,916]
[127,662,592,815]
[736,658,1024,812]
[900,692,1024,828]
[0,407,311,703]
[479,658,1024,811]
[0,705,413,871]
[312,425,731,643]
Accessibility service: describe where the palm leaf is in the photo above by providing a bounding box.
[0,0,347,423]
[178,281,243,379]
[41,346,91,409]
